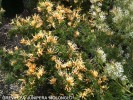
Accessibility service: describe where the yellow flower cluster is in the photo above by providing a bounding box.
[67,40,78,51]
[53,53,88,92]
[11,14,43,29]
[66,75,74,86]
[11,16,30,27]
[36,67,45,79]
[37,1,82,28]
[38,1,53,12]
[18,30,59,79]
[30,14,43,28]
[79,88,94,99]
[32,31,45,41]
[20,38,31,45]
[25,62,36,74]
[90,70,98,78]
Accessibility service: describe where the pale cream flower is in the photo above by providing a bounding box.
[78,74,83,81]
[34,42,41,48]
[79,92,87,99]
[74,0,78,3]
[35,20,43,28]
[37,31,45,38]
[37,7,42,12]
[65,61,72,68]
[67,40,78,51]
[36,67,45,79]
[46,6,52,12]
[27,53,35,62]
[37,48,43,57]
[47,47,54,54]
[79,88,93,99]
[20,38,31,45]
[31,14,43,28]
[8,50,13,55]
[68,22,72,26]
[10,60,17,66]
[74,30,80,37]
[56,5,62,11]
[46,35,58,44]
[43,1,53,7]
[20,38,26,44]
[65,84,72,92]
[73,57,87,71]
[14,46,19,51]
[66,76,74,86]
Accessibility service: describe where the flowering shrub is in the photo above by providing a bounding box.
[1,0,133,99]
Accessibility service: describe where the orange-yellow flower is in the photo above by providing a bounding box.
[37,48,43,57]
[44,1,53,7]
[66,76,74,86]
[65,85,72,92]
[20,38,31,45]
[35,21,43,28]
[65,61,72,68]
[46,35,58,44]
[14,46,19,51]
[67,40,78,51]
[36,67,45,79]
[37,7,42,12]
[49,77,57,85]
[27,53,35,62]
[74,30,80,37]
[47,47,54,54]
[31,14,43,28]
[26,62,36,74]
[90,70,98,78]
[78,74,83,81]
[28,66,36,73]
[51,56,57,61]
[101,75,108,81]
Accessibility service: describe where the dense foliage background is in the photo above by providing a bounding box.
[0,0,133,99]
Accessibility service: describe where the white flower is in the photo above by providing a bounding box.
[121,75,127,81]
[97,48,106,62]
[128,32,133,38]
[90,0,99,3]
[104,61,126,80]
[92,11,97,16]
